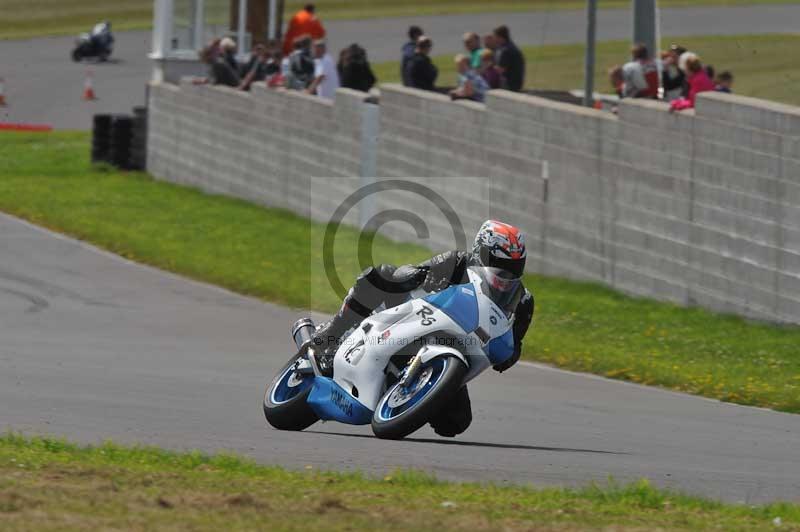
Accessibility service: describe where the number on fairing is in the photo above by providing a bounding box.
[416,305,436,326]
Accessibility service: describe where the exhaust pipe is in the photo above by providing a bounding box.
[291,318,316,350]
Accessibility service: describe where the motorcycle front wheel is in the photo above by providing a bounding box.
[372,355,467,440]
[71,48,82,62]
[263,352,319,431]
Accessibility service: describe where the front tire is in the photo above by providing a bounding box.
[372,355,467,440]
[71,48,82,62]
[263,352,319,431]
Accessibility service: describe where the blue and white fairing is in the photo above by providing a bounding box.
[307,267,518,425]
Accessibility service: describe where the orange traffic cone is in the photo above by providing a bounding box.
[82,70,97,101]
[0,78,7,107]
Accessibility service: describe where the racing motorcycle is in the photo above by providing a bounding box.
[263,266,522,439]
[72,21,114,62]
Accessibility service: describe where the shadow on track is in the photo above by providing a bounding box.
[305,431,629,455]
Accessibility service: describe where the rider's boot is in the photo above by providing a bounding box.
[311,299,366,377]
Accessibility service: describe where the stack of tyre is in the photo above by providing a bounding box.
[91,108,148,170]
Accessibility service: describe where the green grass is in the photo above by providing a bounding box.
[1,434,798,531]
[373,33,800,107]
[1,131,799,413]
[2,0,799,40]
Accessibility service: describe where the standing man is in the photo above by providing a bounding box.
[401,25,424,86]
[283,4,326,56]
[493,25,525,92]
[308,40,340,100]
[405,36,438,92]
[462,32,483,69]
[622,43,659,99]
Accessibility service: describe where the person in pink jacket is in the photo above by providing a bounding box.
[670,54,715,111]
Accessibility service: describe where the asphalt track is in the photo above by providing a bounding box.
[1,212,799,503]
[1,4,800,129]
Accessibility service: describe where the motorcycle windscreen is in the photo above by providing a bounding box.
[472,266,523,317]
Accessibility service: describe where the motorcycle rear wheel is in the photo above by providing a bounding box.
[372,355,467,440]
[263,352,319,431]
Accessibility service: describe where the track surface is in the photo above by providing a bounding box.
[1,4,800,129]
[1,212,799,503]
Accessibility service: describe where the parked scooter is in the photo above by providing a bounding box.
[72,21,114,62]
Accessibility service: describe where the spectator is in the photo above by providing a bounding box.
[670,54,714,111]
[268,49,286,87]
[286,35,315,90]
[483,33,497,55]
[493,25,525,92]
[705,64,716,82]
[621,43,659,99]
[401,25,424,86]
[479,48,502,89]
[239,44,280,90]
[462,32,483,69]
[449,54,489,102]
[715,71,734,93]
[219,37,239,73]
[661,44,687,101]
[308,40,340,100]
[199,38,241,87]
[283,4,325,56]
[608,65,624,98]
[239,42,264,77]
[405,36,438,91]
[339,43,377,92]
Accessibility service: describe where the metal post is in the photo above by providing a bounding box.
[268,0,278,41]
[192,0,204,49]
[150,0,174,82]
[237,0,248,55]
[583,0,597,107]
[632,0,657,59]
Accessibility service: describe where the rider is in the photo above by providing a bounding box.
[312,220,535,437]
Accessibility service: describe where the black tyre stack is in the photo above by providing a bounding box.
[109,115,133,169]
[91,114,112,164]
[129,106,148,171]
[91,107,148,170]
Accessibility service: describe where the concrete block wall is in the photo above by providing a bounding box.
[147,81,800,324]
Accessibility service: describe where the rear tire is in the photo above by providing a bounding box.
[263,352,319,431]
[372,355,467,440]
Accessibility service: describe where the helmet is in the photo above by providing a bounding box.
[472,220,527,277]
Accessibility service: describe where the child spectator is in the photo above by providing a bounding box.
[401,26,424,87]
[661,44,687,101]
[493,25,525,92]
[449,54,489,102]
[286,35,315,90]
[670,54,715,111]
[405,36,438,91]
[715,71,734,93]
[622,43,658,98]
[462,32,483,69]
[479,48,502,89]
[283,4,325,56]
[483,33,497,56]
[219,37,239,74]
[608,65,624,98]
[339,43,377,92]
[308,40,340,100]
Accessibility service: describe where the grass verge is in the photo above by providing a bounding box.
[0,130,799,413]
[373,33,800,107]
[2,0,799,40]
[1,434,798,531]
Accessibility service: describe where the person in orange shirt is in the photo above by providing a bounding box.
[282,4,325,56]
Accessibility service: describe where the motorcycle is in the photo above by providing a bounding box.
[72,21,114,62]
[263,266,522,439]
